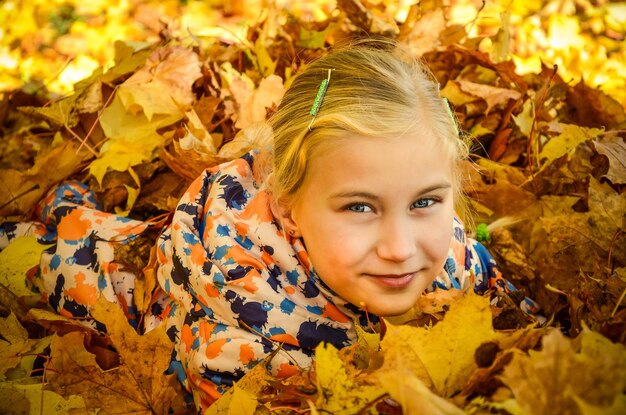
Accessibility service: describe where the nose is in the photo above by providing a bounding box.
[376,215,418,263]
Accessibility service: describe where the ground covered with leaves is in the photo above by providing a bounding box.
[0,0,625,414]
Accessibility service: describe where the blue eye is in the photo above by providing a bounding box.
[346,203,373,213]
[412,198,436,209]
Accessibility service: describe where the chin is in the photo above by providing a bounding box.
[366,302,414,317]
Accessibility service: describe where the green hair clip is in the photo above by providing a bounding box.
[308,69,332,131]
[476,223,491,243]
[443,97,460,137]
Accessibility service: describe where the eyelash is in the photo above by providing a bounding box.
[344,197,441,213]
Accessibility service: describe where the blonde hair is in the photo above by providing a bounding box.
[269,39,468,212]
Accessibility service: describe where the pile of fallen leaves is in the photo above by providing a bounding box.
[1,0,625,414]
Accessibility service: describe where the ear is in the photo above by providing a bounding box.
[269,195,301,238]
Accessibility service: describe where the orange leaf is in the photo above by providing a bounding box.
[46,297,188,414]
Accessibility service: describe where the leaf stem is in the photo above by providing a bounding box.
[611,287,626,318]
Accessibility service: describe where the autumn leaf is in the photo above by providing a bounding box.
[0,381,87,415]
[46,297,187,415]
[24,308,93,337]
[352,324,381,369]
[90,93,181,185]
[0,313,36,380]
[385,288,465,327]
[500,326,626,415]
[539,123,604,164]
[593,136,626,185]
[314,342,383,413]
[2,1,626,413]
[0,315,50,382]
[456,79,522,114]
[0,236,51,298]
[205,363,271,415]
[398,6,446,57]
[117,45,202,121]
[380,292,502,397]
[376,369,465,415]
[0,137,89,216]
[87,44,202,186]
[221,63,285,130]
[530,177,626,286]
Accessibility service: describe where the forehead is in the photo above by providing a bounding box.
[302,131,454,196]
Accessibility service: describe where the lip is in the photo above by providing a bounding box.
[368,272,416,289]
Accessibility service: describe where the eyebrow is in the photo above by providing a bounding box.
[329,182,452,200]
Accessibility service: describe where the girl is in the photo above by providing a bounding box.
[0,40,538,411]
[153,41,538,409]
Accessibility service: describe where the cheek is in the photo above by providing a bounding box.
[304,220,371,273]
[423,210,455,260]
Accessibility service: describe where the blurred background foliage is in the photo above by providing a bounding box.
[1,0,625,106]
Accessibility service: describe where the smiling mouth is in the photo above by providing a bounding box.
[368,272,416,288]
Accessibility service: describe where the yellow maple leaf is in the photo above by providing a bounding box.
[90,93,181,184]
[206,383,258,415]
[0,313,36,381]
[0,313,51,383]
[118,45,202,121]
[0,381,87,415]
[376,368,465,415]
[0,236,51,298]
[539,123,604,164]
[315,342,383,413]
[380,291,502,397]
[46,297,187,414]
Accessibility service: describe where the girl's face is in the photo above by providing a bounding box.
[286,131,455,316]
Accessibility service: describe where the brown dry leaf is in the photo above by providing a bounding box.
[221,64,285,130]
[460,326,547,401]
[529,177,625,296]
[398,7,446,57]
[593,136,626,185]
[118,45,202,121]
[24,308,94,337]
[133,242,159,317]
[489,227,536,283]
[456,80,522,114]
[500,327,626,415]
[170,108,222,173]
[566,80,626,129]
[440,80,480,108]
[18,73,102,128]
[464,158,537,218]
[46,297,187,414]
[0,137,89,216]
[385,288,465,326]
